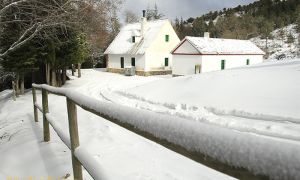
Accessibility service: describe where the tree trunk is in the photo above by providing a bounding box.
[57,70,62,87]
[62,67,67,85]
[46,63,51,85]
[12,81,16,101]
[51,69,57,87]
[20,73,25,94]
[15,73,20,96]
[71,64,75,76]
[78,63,81,78]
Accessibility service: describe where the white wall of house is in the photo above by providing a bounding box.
[145,53,172,71]
[172,55,202,75]
[108,54,145,70]
[201,55,263,73]
[172,54,263,75]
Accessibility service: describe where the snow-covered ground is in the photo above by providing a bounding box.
[0,89,12,100]
[1,59,300,180]
[0,70,234,180]
[91,60,300,179]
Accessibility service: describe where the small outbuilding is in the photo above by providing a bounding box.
[171,33,265,76]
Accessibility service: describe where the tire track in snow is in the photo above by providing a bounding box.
[100,89,300,142]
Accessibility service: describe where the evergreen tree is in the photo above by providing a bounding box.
[191,17,207,37]
[74,33,90,78]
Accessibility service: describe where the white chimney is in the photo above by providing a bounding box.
[204,32,210,38]
[141,10,147,37]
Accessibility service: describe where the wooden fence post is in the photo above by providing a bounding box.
[32,87,38,122]
[42,89,50,142]
[66,98,83,180]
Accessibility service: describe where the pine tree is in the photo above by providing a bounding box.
[75,33,89,78]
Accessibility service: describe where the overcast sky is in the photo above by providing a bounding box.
[120,0,257,22]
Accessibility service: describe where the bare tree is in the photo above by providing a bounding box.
[124,10,139,24]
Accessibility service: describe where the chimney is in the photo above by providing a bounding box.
[204,32,210,38]
[141,10,147,37]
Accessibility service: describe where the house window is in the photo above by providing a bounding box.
[246,59,250,65]
[165,35,169,42]
[132,36,135,43]
[120,57,124,68]
[165,58,169,66]
[131,57,135,67]
[221,60,225,70]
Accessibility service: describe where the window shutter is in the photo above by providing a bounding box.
[221,60,225,70]
[165,35,169,42]
[165,58,169,66]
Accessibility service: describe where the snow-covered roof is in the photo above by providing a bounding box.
[104,19,169,55]
[173,36,265,55]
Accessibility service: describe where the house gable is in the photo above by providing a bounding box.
[172,39,200,55]
[146,20,180,54]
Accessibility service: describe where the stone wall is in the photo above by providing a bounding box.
[107,68,172,76]
[107,68,125,74]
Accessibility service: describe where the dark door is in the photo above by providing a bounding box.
[131,58,135,67]
[121,57,124,68]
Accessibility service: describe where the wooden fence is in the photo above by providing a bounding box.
[32,84,101,180]
[31,83,266,180]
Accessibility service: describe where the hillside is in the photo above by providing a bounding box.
[174,0,300,44]
[251,24,300,59]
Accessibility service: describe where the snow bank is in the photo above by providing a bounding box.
[125,60,300,120]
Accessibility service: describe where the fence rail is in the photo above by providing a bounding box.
[31,83,270,180]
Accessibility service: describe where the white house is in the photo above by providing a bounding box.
[104,12,180,76]
[171,33,265,76]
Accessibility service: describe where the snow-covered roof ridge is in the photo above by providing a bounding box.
[179,36,265,55]
[104,19,169,55]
